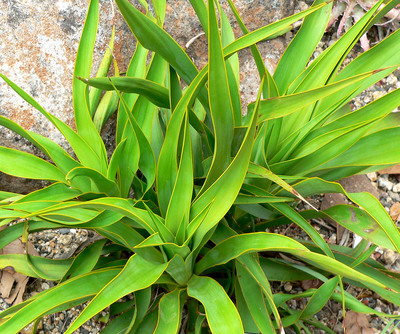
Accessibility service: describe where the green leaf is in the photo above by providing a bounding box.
[66,167,120,196]
[223,2,329,60]
[81,76,170,108]
[187,275,244,334]
[226,0,278,98]
[236,261,275,333]
[319,127,400,170]
[59,239,107,283]
[128,287,152,333]
[0,115,80,175]
[189,73,262,249]
[157,66,208,216]
[270,202,333,257]
[0,146,65,182]
[153,289,182,334]
[195,232,388,290]
[13,183,81,204]
[318,15,400,113]
[73,0,107,163]
[107,139,127,180]
[164,113,193,237]
[288,0,384,94]
[26,197,159,234]
[88,26,115,116]
[304,205,399,252]
[0,74,105,172]
[0,269,120,333]
[256,69,381,123]
[274,0,332,93]
[195,232,308,274]
[116,43,148,144]
[64,255,167,333]
[0,254,72,280]
[93,89,119,132]
[301,276,339,319]
[199,0,235,193]
[132,53,168,138]
[115,0,198,86]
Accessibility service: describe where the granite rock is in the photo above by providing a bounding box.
[0,0,302,193]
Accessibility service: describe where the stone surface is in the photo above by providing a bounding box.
[378,164,400,175]
[339,175,380,199]
[0,0,301,193]
[0,0,135,193]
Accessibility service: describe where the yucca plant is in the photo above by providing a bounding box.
[1,0,400,333]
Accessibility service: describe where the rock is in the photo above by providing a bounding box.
[320,193,347,240]
[41,282,50,290]
[378,164,400,175]
[283,283,293,292]
[390,202,400,221]
[383,249,399,266]
[393,183,400,193]
[378,175,394,191]
[59,228,70,235]
[366,172,377,181]
[59,234,72,245]
[388,191,400,202]
[0,1,301,194]
[320,193,347,210]
[339,175,380,199]
[0,1,134,193]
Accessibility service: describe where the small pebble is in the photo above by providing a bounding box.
[383,249,399,266]
[378,176,394,191]
[367,172,378,182]
[59,228,70,234]
[284,283,292,292]
[393,183,400,193]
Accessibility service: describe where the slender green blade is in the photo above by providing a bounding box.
[274,0,332,93]
[0,269,119,333]
[164,114,193,237]
[115,0,198,86]
[200,0,235,193]
[81,76,170,108]
[223,3,329,59]
[0,147,65,182]
[59,239,107,283]
[256,69,380,123]
[319,127,400,170]
[73,0,107,164]
[0,115,80,174]
[195,232,387,290]
[301,276,339,319]
[88,26,115,116]
[157,67,208,216]
[0,74,104,172]
[189,74,262,249]
[153,289,182,334]
[66,167,120,196]
[236,261,275,333]
[0,254,72,280]
[226,0,278,98]
[188,275,244,334]
[64,255,167,333]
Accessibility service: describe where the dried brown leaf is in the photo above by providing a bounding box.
[390,202,400,222]
[301,279,323,290]
[378,164,400,175]
[0,238,39,306]
[343,311,374,334]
